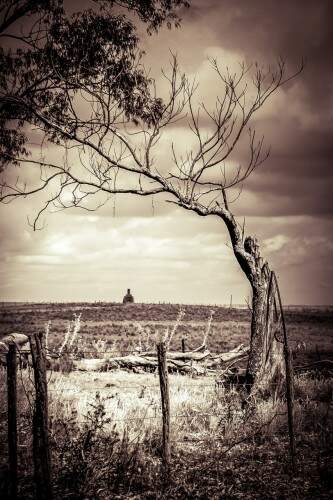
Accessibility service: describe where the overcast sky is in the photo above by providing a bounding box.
[1,0,332,305]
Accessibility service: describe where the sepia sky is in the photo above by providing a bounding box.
[1,0,332,305]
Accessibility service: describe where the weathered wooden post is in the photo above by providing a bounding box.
[7,343,18,499]
[273,272,296,472]
[284,341,296,471]
[30,332,53,499]
[181,338,186,353]
[157,341,171,477]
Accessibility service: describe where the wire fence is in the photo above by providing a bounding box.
[1,325,330,498]
[45,382,287,392]
[1,352,294,430]
[14,342,306,356]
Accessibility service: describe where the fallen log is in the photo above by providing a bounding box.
[71,355,158,372]
[219,344,250,362]
[74,358,109,371]
[73,356,205,374]
[0,332,250,376]
[207,345,250,368]
[139,350,211,361]
[70,345,249,374]
[0,333,30,367]
[0,333,30,353]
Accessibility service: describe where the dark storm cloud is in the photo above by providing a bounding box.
[236,117,333,216]
[189,0,333,85]
[171,0,333,217]
[190,0,333,123]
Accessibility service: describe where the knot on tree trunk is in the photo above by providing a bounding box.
[244,236,265,274]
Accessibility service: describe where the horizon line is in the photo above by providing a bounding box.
[0,300,332,308]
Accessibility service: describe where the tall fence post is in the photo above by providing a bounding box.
[30,332,53,500]
[157,341,171,477]
[284,342,296,471]
[7,343,18,499]
[273,272,296,472]
[181,338,186,353]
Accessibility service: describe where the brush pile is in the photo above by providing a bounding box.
[73,343,250,374]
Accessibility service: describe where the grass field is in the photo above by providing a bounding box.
[0,302,332,498]
[1,301,332,365]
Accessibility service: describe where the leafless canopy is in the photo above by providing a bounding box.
[1,57,300,206]
[0,55,302,283]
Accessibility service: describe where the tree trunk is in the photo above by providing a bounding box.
[246,273,284,390]
[246,280,268,385]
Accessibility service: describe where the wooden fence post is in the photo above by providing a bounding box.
[181,338,186,353]
[30,333,53,500]
[7,344,18,499]
[273,272,296,472]
[284,343,296,471]
[157,342,171,476]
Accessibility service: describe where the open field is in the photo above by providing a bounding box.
[1,302,333,366]
[0,303,332,498]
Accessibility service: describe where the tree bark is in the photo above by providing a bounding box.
[246,269,284,390]
[246,281,267,386]
[213,211,282,389]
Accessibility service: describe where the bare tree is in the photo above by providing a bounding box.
[0,54,302,387]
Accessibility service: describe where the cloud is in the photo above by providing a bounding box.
[1,190,332,304]
[263,235,289,253]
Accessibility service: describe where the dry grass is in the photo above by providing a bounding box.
[0,364,332,499]
[0,302,332,498]
[14,368,227,439]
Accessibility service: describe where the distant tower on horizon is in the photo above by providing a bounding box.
[123,288,134,304]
